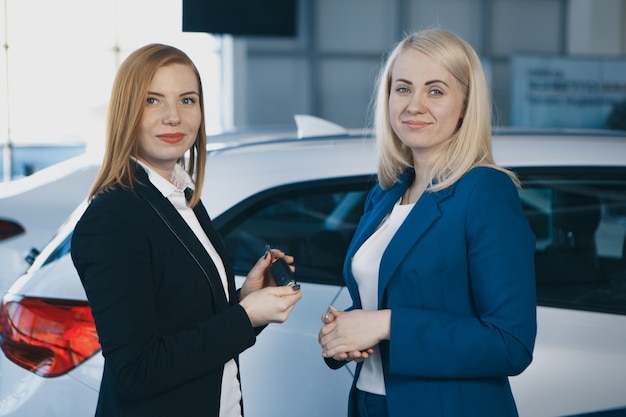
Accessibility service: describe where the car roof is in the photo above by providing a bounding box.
[491,128,626,167]
[202,123,626,216]
[207,115,626,167]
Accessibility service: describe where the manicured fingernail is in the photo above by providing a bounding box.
[292,284,301,291]
[263,251,268,259]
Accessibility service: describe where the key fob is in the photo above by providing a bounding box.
[266,244,297,287]
[270,257,297,287]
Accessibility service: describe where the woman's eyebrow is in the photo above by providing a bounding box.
[146,90,200,96]
[392,78,449,87]
[425,79,449,87]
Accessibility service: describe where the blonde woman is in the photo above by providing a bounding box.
[319,28,536,417]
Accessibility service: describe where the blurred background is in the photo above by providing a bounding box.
[1,0,626,180]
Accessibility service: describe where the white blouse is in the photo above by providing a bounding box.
[139,161,241,417]
[351,199,413,395]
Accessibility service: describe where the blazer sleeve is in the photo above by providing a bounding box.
[388,169,537,379]
[71,193,256,399]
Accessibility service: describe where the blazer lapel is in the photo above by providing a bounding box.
[191,199,239,306]
[376,193,434,304]
[378,185,456,306]
[134,172,230,311]
[349,185,405,260]
[346,173,457,308]
[344,183,406,307]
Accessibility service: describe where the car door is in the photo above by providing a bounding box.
[213,175,373,417]
[511,167,626,417]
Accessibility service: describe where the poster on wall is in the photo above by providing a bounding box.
[510,53,626,129]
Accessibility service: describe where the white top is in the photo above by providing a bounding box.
[139,161,242,417]
[351,199,413,395]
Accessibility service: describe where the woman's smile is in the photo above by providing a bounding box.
[402,120,430,130]
[157,132,186,144]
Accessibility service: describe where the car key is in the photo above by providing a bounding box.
[265,244,298,288]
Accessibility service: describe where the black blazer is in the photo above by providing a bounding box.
[72,167,256,417]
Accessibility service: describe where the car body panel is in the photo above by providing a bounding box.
[512,307,626,417]
[235,278,354,417]
[0,156,99,292]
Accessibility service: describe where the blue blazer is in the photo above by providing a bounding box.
[72,166,257,417]
[336,167,536,417]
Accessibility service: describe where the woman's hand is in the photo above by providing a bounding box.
[239,285,302,327]
[238,248,300,327]
[318,306,389,361]
[239,249,295,300]
[319,306,374,361]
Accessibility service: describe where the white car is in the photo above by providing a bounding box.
[0,154,100,293]
[1,117,625,417]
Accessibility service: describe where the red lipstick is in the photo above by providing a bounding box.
[157,133,185,144]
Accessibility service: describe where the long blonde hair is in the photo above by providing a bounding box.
[372,28,518,190]
[89,43,207,207]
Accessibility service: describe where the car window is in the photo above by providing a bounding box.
[214,176,374,286]
[518,168,626,315]
[217,169,626,316]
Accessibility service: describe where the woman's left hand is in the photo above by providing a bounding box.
[239,249,295,299]
[319,307,391,360]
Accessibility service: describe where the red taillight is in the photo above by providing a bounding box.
[0,294,100,377]
[0,219,25,241]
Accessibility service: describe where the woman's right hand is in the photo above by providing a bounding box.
[319,306,375,362]
[239,285,302,328]
[239,249,295,299]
